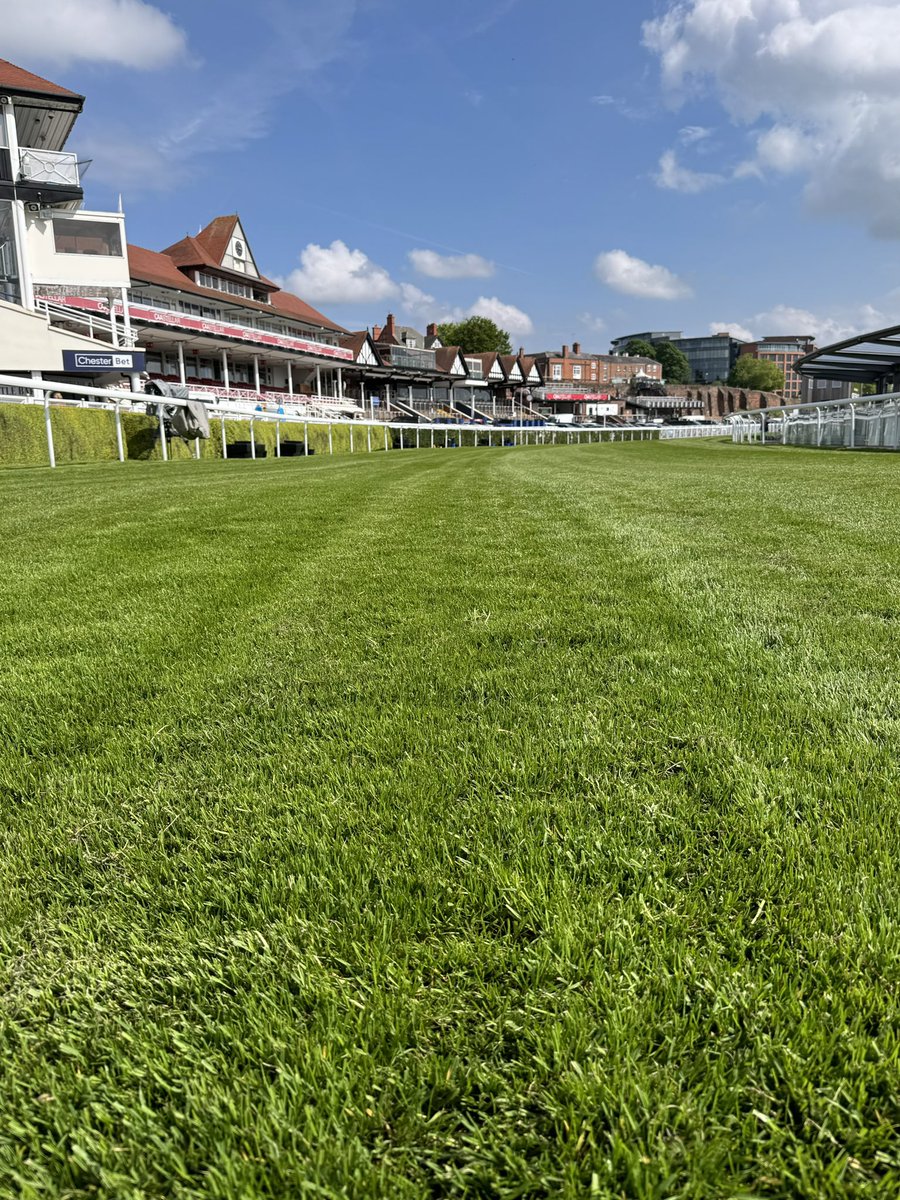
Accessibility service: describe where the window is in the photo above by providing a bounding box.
[52,219,122,257]
[572,365,582,380]
[551,363,562,381]
[0,200,21,306]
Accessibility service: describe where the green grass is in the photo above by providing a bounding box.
[0,441,898,1199]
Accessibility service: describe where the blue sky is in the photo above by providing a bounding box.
[9,0,900,348]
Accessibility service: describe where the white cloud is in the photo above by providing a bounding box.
[711,304,890,346]
[710,321,757,343]
[594,250,692,300]
[579,312,607,334]
[679,125,712,145]
[285,241,398,304]
[4,0,187,69]
[468,296,533,336]
[655,149,724,193]
[399,282,437,320]
[644,0,900,237]
[408,249,495,279]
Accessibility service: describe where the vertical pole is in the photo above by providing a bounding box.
[367,425,372,453]
[384,425,389,451]
[276,421,281,457]
[115,403,124,462]
[349,424,354,454]
[32,373,55,469]
[315,365,322,398]
[120,287,132,345]
[416,427,420,449]
[849,405,855,449]
[222,350,230,392]
[304,422,309,455]
[178,342,186,386]
[194,437,201,460]
[430,427,435,449]
[337,367,343,399]
[108,291,119,348]
[221,416,227,458]
[760,414,766,445]
[287,360,293,397]
[158,404,168,462]
[328,423,333,455]
[445,429,449,449]
[250,419,256,458]
[253,355,261,397]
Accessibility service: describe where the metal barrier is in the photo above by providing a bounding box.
[0,374,720,468]
[730,393,900,450]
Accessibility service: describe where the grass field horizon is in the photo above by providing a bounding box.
[1,441,898,1198]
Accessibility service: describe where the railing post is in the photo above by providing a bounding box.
[304,422,309,455]
[367,425,372,453]
[384,424,389,451]
[221,417,227,458]
[276,421,281,457]
[115,402,124,463]
[349,424,353,454]
[158,405,168,462]
[250,419,256,459]
[32,373,55,469]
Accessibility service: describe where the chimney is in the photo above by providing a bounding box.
[386,312,396,337]
[562,344,569,358]
[518,346,525,356]
[372,324,382,340]
[426,322,437,337]
[572,341,581,355]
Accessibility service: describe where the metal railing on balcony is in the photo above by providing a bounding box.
[38,298,137,347]
[19,148,80,188]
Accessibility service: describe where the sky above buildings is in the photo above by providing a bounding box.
[8,0,900,349]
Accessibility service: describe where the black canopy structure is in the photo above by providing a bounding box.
[795,323,900,387]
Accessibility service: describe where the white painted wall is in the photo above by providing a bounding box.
[26,211,130,289]
[0,297,116,370]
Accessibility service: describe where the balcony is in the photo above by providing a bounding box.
[378,344,437,372]
[19,148,80,188]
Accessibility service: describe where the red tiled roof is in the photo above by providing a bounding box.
[127,243,345,334]
[196,215,238,264]
[339,331,374,360]
[0,58,83,101]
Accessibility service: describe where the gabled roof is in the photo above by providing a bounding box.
[518,354,542,382]
[340,330,382,364]
[0,59,83,102]
[127,243,345,334]
[163,215,278,290]
[499,354,523,380]
[435,347,467,375]
[196,215,239,264]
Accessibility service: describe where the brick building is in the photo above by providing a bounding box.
[739,336,816,400]
[528,342,661,419]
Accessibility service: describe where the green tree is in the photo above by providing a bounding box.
[653,340,692,384]
[728,355,785,391]
[623,338,658,359]
[436,316,512,355]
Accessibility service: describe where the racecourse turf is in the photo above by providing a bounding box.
[0,440,898,1199]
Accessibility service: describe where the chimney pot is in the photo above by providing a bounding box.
[562,345,569,358]
[572,341,581,355]
[373,324,382,339]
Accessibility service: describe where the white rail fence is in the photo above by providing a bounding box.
[730,392,900,451]
[0,372,673,469]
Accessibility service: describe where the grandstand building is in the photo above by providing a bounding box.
[0,58,136,384]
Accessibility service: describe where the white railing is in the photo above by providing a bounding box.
[659,424,731,439]
[0,371,666,468]
[37,297,137,347]
[19,148,80,188]
[730,392,900,450]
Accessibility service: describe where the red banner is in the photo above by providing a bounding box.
[49,295,354,362]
